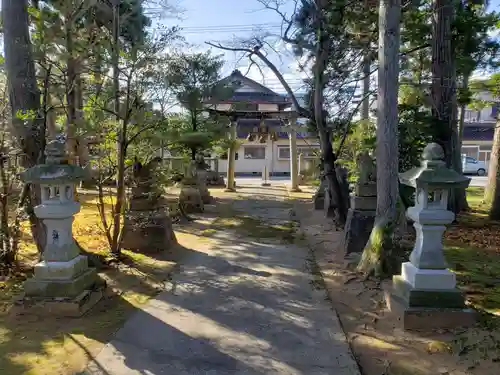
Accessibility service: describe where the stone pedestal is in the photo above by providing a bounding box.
[122,157,177,253]
[343,182,377,256]
[343,209,376,255]
[18,138,103,316]
[122,189,177,253]
[179,182,204,213]
[387,143,475,330]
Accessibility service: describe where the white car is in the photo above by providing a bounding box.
[462,156,487,176]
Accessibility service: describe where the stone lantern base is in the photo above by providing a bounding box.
[122,209,177,253]
[16,255,104,317]
[385,264,476,330]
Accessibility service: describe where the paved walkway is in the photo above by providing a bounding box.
[84,185,360,375]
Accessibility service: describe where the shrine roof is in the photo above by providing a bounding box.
[462,124,494,141]
[205,70,293,106]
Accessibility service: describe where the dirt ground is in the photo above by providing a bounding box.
[295,198,500,375]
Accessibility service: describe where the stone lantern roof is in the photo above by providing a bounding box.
[399,143,470,190]
[20,139,87,185]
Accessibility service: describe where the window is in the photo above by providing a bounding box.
[298,147,319,158]
[233,102,258,111]
[464,109,480,122]
[461,146,479,159]
[479,151,491,163]
[278,147,291,159]
[465,157,477,164]
[220,152,239,160]
[244,147,266,159]
[278,146,319,160]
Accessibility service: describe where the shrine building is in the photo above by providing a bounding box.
[205,70,320,176]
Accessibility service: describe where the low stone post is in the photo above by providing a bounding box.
[225,117,237,192]
[386,143,475,330]
[313,172,327,210]
[297,153,305,185]
[19,139,103,316]
[289,122,301,192]
[343,152,377,255]
[261,165,271,186]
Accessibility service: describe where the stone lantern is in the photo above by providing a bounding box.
[19,139,102,315]
[386,143,475,329]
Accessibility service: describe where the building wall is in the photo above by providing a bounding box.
[462,140,493,167]
[217,138,320,176]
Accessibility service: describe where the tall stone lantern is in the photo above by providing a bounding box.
[387,143,475,330]
[19,139,102,315]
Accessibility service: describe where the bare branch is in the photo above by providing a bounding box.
[244,54,266,81]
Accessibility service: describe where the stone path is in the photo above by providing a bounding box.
[84,185,360,375]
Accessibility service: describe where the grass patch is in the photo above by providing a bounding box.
[0,193,179,375]
[466,186,485,207]
[444,186,500,327]
[211,216,296,243]
[310,179,320,187]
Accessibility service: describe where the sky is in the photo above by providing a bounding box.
[149,0,307,93]
[150,0,500,94]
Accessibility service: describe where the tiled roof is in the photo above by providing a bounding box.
[236,119,314,139]
[463,125,494,141]
[226,92,290,103]
[206,70,293,105]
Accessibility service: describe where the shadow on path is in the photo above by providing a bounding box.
[84,186,359,375]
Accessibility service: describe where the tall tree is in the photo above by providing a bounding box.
[452,1,499,212]
[2,0,44,166]
[2,0,46,253]
[479,74,500,217]
[431,0,456,168]
[357,0,402,276]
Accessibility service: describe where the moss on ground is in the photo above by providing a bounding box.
[0,193,182,375]
[444,186,500,328]
[210,216,296,243]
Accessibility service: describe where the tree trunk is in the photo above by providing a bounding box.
[313,0,348,227]
[2,0,46,253]
[65,19,78,165]
[451,74,471,213]
[430,0,456,168]
[486,116,500,218]
[111,4,123,256]
[357,0,401,277]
